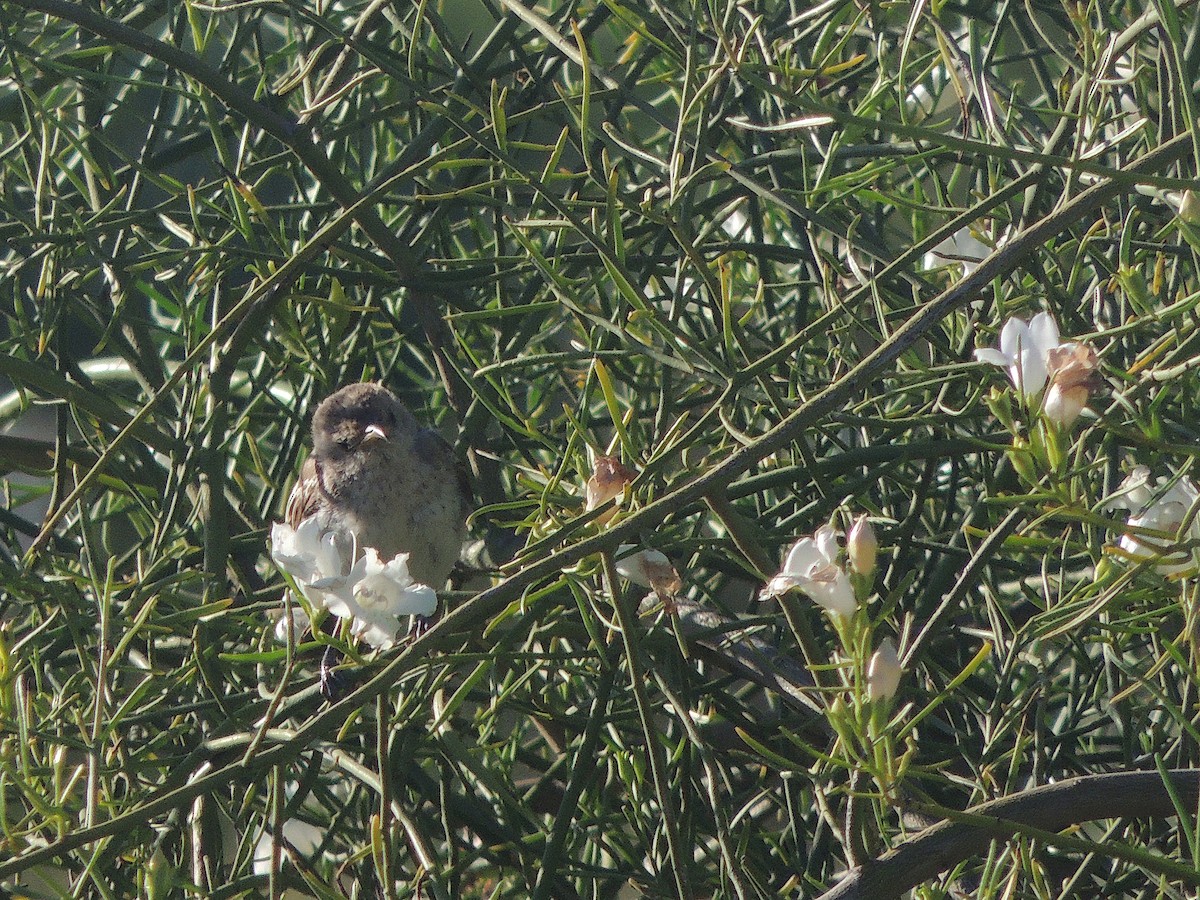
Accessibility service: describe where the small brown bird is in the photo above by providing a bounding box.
[286,382,471,587]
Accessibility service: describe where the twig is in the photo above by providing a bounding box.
[819,769,1200,899]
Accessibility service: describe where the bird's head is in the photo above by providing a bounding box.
[311,383,416,461]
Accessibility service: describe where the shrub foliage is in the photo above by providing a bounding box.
[1,0,1199,897]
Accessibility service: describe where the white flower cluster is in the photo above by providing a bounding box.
[270,517,437,650]
[763,520,904,702]
[1107,467,1200,576]
[974,311,1100,428]
[973,313,1197,576]
[762,521,877,618]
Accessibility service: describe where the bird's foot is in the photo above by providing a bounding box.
[408,612,439,639]
[319,644,347,701]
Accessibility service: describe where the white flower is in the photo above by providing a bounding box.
[867,638,902,701]
[974,312,1102,425]
[974,312,1064,398]
[923,226,994,276]
[270,517,346,586]
[1107,467,1200,575]
[321,548,437,650]
[763,524,857,617]
[1107,466,1159,512]
[846,516,878,577]
[615,545,683,598]
[270,517,436,650]
[253,797,325,900]
[273,593,311,644]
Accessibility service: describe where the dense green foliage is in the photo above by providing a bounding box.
[2,0,1200,896]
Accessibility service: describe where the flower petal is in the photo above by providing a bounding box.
[761,574,800,598]
[269,522,302,567]
[813,524,840,565]
[1110,470,1200,577]
[998,316,1031,361]
[313,532,346,581]
[1028,312,1061,356]
[781,536,822,577]
[1158,476,1200,511]
[1043,383,1087,428]
[1118,530,1194,575]
[923,228,990,274]
[1107,466,1153,511]
[974,347,1010,367]
[797,565,857,617]
[270,522,320,584]
[1014,345,1048,396]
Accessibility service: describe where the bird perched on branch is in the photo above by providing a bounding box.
[286,382,471,587]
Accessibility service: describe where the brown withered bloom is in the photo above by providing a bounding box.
[585,455,637,524]
[1044,343,1101,429]
[615,545,683,612]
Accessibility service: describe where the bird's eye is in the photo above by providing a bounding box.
[335,432,357,451]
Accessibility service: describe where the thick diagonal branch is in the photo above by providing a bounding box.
[819,769,1200,899]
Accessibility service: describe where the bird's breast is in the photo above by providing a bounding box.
[318,445,466,586]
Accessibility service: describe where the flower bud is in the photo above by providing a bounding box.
[1178,189,1200,225]
[1007,437,1038,487]
[867,638,902,701]
[847,516,878,577]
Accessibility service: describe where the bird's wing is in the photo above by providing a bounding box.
[285,455,323,528]
[416,428,474,516]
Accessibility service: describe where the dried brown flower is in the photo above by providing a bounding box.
[1044,343,1101,428]
[585,455,637,524]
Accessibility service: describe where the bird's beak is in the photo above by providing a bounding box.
[362,424,389,444]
